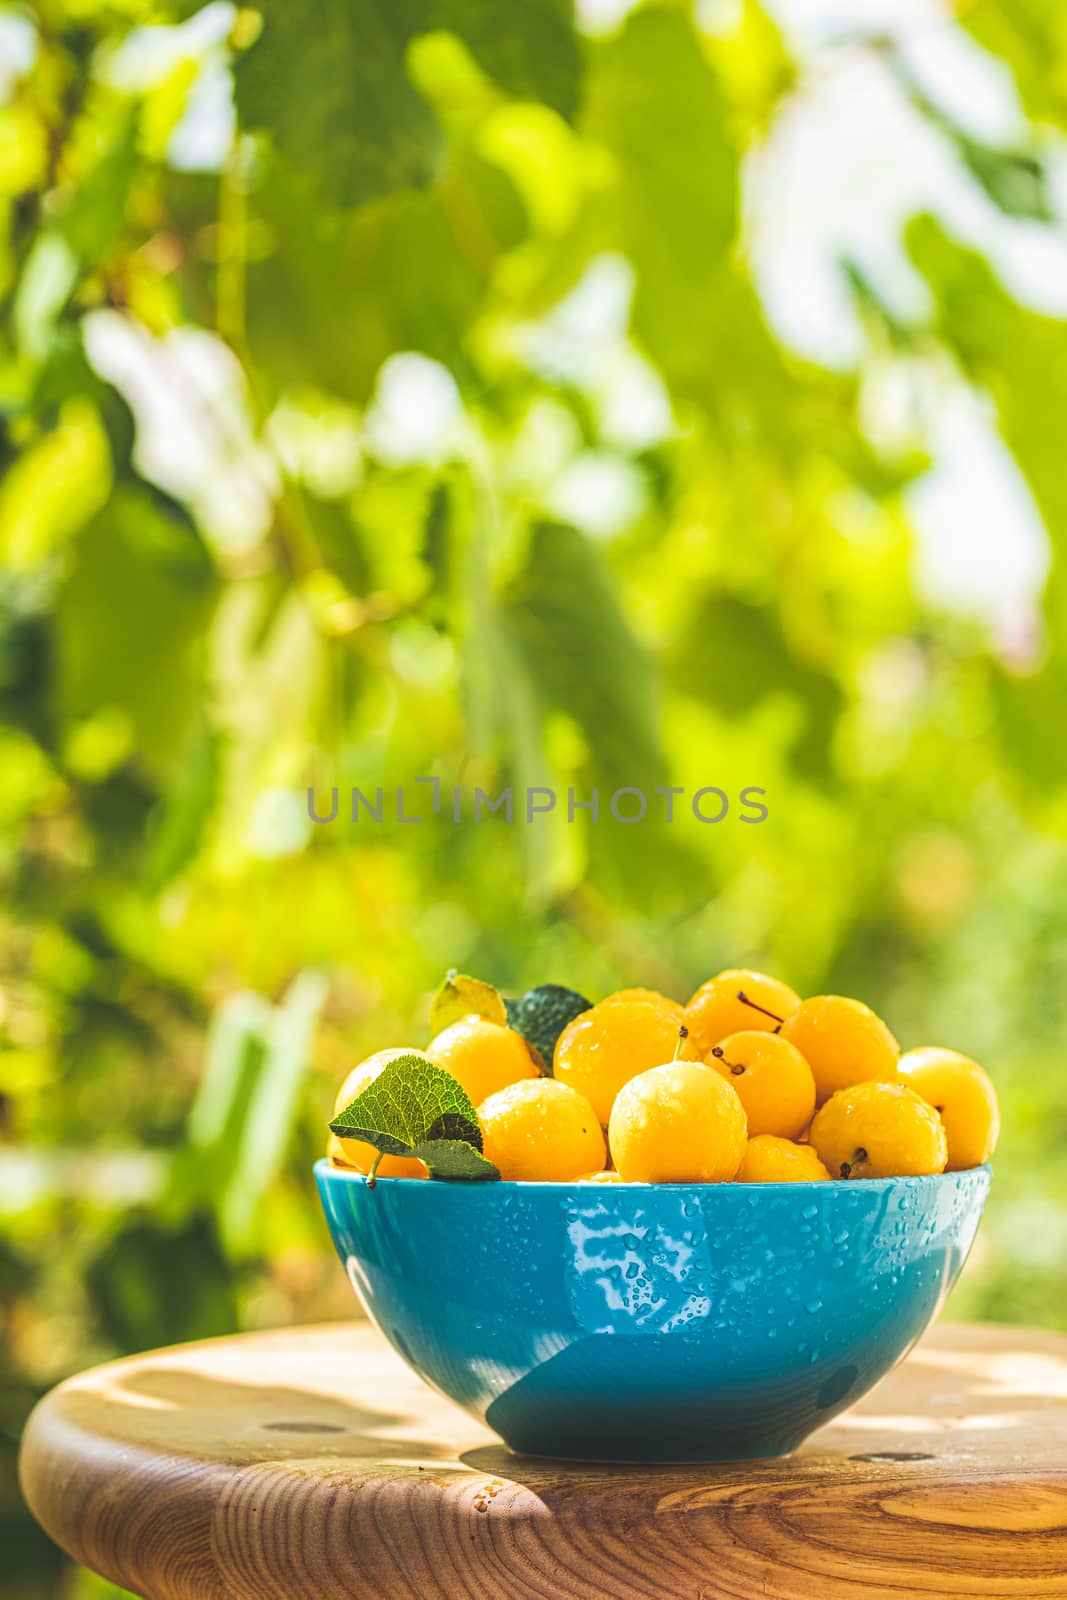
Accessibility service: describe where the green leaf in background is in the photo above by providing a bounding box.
[500,522,664,789]
[956,140,1051,222]
[221,972,329,1249]
[85,1213,237,1352]
[246,169,513,399]
[907,218,1067,608]
[962,2,1067,138]
[168,977,327,1253]
[237,0,580,213]
[142,723,222,893]
[893,65,1052,223]
[429,969,508,1033]
[670,592,845,781]
[907,216,1067,784]
[0,399,111,570]
[236,0,441,208]
[54,488,218,780]
[58,113,141,267]
[329,1052,499,1179]
[591,7,736,390]
[506,982,592,1072]
[187,992,275,1151]
[424,0,582,120]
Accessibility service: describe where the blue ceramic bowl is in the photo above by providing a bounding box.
[315,1159,990,1462]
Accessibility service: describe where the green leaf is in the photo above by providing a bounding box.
[500,522,664,789]
[429,970,508,1033]
[330,1051,481,1144]
[54,487,218,780]
[907,216,1067,564]
[409,1137,499,1179]
[235,0,441,209]
[893,64,1052,222]
[962,4,1067,137]
[246,180,493,399]
[991,663,1067,786]
[222,971,328,1250]
[589,7,736,389]
[59,112,141,267]
[956,139,1051,221]
[425,0,582,121]
[86,1213,237,1352]
[329,1051,500,1180]
[142,724,222,894]
[508,982,591,1072]
[669,592,844,780]
[0,398,111,571]
[187,992,276,1152]
[169,977,328,1250]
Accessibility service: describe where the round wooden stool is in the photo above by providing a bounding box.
[19,1320,1067,1599]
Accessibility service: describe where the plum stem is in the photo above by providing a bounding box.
[711,1045,745,1076]
[737,989,785,1031]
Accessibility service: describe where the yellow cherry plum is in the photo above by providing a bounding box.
[554,999,699,1125]
[600,988,685,1019]
[897,1047,999,1171]
[736,1135,831,1183]
[781,995,899,1105]
[478,1078,605,1182]
[327,1133,356,1169]
[428,1016,539,1105]
[810,1081,947,1180]
[708,1029,816,1139]
[608,1060,747,1184]
[684,969,801,1056]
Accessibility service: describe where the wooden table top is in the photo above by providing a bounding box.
[19,1319,1067,1600]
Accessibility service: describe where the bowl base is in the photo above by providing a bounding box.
[498,1433,801,1465]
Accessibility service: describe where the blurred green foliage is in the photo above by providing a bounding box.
[3,1,1067,1594]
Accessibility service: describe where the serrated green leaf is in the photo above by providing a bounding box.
[330,1050,479,1145]
[329,1052,498,1180]
[430,971,508,1034]
[411,1138,499,1180]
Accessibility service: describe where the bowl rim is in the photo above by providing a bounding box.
[314,1157,991,1193]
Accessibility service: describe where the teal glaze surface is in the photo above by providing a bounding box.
[315,1160,990,1462]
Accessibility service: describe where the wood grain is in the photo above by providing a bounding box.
[19,1321,1067,1600]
